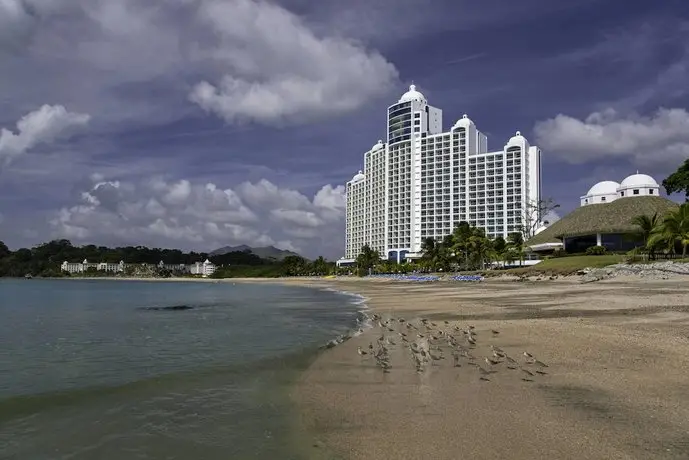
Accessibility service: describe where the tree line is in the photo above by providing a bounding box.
[353,223,528,276]
[0,239,336,278]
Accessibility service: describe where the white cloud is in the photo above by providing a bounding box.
[0,104,90,165]
[49,175,346,258]
[533,108,689,167]
[187,0,398,125]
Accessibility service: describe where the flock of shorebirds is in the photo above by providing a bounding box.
[356,313,549,383]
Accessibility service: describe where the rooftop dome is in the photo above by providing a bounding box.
[506,130,527,147]
[371,139,384,151]
[619,173,658,189]
[399,84,426,103]
[351,170,365,182]
[586,180,620,196]
[452,114,474,129]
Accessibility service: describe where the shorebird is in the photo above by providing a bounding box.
[357,346,367,356]
[444,320,450,325]
[368,343,374,352]
[452,352,461,367]
[477,366,491,381]
[521,368,534,377]
[533,359,549,368]
[536,370,548,375]
[485,357,500,366]
[491,329,500,335]
[523,351,534,359]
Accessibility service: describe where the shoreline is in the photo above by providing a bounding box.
[292,276,689,460]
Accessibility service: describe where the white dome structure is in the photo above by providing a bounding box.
[505,130,529,149]
[398,84,426,103]
[580,173,660,206]
[452,114,474,130]
[351,170,365,183]
[580,180,620,206]
[617,173,659,198]
[371,139,384,151]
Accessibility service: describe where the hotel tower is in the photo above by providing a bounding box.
[338,84,542,265]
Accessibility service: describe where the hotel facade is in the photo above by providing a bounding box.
[339,85,542,265]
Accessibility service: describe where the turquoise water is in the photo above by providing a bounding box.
[0,279,362,459]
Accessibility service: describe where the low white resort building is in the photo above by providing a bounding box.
[338,84,542,266]
[60,259,218,277]
[189,259,217,277]
[61,260,125,274]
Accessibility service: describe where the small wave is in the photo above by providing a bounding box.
[315,288,372,351]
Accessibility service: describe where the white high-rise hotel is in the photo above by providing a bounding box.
[338,85,542,265]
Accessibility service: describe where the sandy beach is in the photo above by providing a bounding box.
[289,276,689,460]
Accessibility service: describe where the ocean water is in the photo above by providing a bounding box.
[0,279,363,459]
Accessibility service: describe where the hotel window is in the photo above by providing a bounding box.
[600,197,606,202]
[621,191,625,196]
[633,189,640,195]
[649,189,654,194]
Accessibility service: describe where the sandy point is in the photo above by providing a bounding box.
[293,277,689,460]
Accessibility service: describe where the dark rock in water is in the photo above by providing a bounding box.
[141,305,195,311]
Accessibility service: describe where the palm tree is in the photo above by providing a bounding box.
[355,245,381,276]
[507,232,525,266]
[631,212,661,260]
[650,204,689,258]
[420,237,450,272]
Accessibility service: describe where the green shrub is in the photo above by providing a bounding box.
[585,245,607,255]
[552,248,566,258]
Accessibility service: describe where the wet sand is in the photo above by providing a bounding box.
[290,277,689,460]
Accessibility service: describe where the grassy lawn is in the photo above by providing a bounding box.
[492,254,626,276]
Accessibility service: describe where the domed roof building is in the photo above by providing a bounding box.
[398,84,426,104]
[529,172,678,255]
[580,180,620,206]
[617,173,659,198]
[452,114,474,130]
[580,172,660,206]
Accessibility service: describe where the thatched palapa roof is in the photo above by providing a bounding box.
[527,196,679,246]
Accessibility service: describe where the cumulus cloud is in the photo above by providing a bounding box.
[49,175,346,258]
[533,108,689,167]
[1,0,399,128]
[0,104,90,165]
[187,0,398,125]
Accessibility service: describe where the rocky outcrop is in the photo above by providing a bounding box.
[579,262,689,283]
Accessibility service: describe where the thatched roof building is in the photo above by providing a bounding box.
[527,196,679,250]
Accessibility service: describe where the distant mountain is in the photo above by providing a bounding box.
[209,245,302,261]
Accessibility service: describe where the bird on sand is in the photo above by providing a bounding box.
[357,346,367,356]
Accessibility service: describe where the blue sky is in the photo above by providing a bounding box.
[0,0,688,259]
